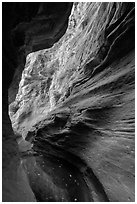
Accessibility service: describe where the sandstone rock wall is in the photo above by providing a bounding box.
[3,3,72,201]
[4,2,135,202]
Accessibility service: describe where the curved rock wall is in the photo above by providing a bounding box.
[7,2,73,105]
[3,2,72,201]
[5,2,135,202]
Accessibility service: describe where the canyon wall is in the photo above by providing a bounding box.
[3,2,72,201]
[3,2,135,202]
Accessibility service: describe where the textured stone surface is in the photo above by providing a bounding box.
[7,2,73,105]
[3,2,135,202]
[3,2,72,201]
[9,3,135,139]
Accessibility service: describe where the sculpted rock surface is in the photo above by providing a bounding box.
[7,2,73,104]
[4,2,135,202]
[3,2,72,201]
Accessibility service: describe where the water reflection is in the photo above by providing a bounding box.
[21,151,91,202]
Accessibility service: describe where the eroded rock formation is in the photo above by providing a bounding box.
[3,2,135,202]
[3,2,72,201]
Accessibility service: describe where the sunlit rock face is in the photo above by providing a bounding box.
[8,2,73,105]
[3,2,72,202]
[9,2,135,202]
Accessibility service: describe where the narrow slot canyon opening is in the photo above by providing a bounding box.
[3,2,135,202]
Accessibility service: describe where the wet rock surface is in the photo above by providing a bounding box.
[3,2,135,202]
[22,155,92,202]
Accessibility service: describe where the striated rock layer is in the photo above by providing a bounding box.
[3,2,72,201]
[6,2,135,202]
